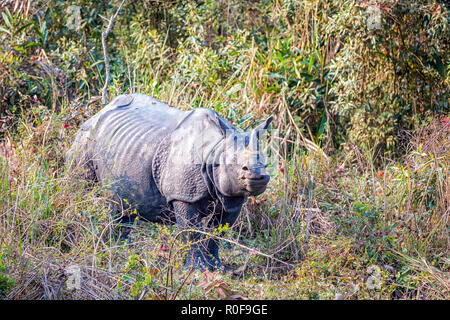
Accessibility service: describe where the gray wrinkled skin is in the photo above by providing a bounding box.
[66,94,273,271]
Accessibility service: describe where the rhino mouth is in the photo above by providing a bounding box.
[243,175,270,195]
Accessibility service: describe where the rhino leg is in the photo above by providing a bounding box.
[172,201,222,271]
[204,208,242,270]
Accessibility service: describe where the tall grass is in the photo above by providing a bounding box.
[0,0,448,299]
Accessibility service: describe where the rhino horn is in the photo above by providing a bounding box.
[247,115,274,150]
[248,128,258,151]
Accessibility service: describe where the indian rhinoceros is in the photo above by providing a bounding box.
[66,93,273,270]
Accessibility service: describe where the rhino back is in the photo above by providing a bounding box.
[90,94,188,220]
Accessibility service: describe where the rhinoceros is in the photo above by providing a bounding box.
[67,93,273,270]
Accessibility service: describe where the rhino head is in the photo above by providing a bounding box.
[160,109,273,203]
[212,116,273,198]
[152,107,274,271]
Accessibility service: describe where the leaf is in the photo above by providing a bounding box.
[267,73,284,79]
[431,53,446,78]
[263,87,281,92]
[307,55,315,74]
[13,22,33,37]
[300,72,313,81]
[89,59,105,68]
[147,268,159,277]
[33,20,47,44]
[226,294,248,300]
[1,12,12,29]
[0,26,11,35]
[5,7,15,25]
[316,110,327,142]
[33,23,43,39]
[43,159,48,173]
[226,83,243,96]
[22,42,42,48]
[216,282,232,296]
[214,286,228,299]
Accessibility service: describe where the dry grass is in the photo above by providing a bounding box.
[1,103,449,300]
[0,0,448,300]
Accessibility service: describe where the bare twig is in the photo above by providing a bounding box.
[170,267,195,300]
[167,228,296,269]
[101,0,126,105]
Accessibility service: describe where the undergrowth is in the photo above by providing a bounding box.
[0,0,448,299]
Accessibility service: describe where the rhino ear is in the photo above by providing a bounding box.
[254,115,274,132]
[213,113,235,136]
[213,114,226,136]
[200,111,233,136]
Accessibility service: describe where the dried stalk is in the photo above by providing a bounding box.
[101,0,126,105]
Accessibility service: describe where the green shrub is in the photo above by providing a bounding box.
[327,0,449,156]
[0,253,15,298]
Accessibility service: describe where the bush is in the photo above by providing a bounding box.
[0,0,448,300]
[327,0,449,156]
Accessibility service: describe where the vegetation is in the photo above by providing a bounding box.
[0,0,448,299]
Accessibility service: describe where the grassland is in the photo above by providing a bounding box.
[0,0,448,299]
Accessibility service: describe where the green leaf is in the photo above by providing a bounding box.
[13,22,33,37]
[300,73,313,81]
[316,110,327,143]
[267,73,285,79]
[33,23,43,39]
[431,53,446,78]
[89,59,104,68]
[0,26,11,35]
[1,12,12,29]
[263,86,281,92]
[22,42,42,48]
[307,55,315,74]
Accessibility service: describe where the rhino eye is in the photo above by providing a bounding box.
[242,166,249,171]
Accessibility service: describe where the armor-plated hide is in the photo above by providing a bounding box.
[67,94,272,270]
